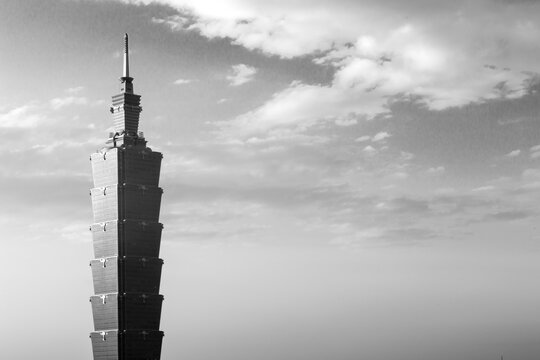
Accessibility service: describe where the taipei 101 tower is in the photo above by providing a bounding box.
[88,34,165,360]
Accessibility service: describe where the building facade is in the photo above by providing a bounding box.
[88,34,165,360]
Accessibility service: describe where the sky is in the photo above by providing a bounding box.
[1,0,540,359]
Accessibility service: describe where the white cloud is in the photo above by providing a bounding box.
[153,0,540,70]
[0,104,44,128]
[505,149,521,158]
[215,16,533,137]
[362,145,377,155]
[472,185,496,192]
[392,171,409,179]
[218,81,390,137]
[353,227,385,241]
[400,151,415,161]
[49,96,88,110]
[355,135,370,142]
[66,86,84,94]
[142,0,539,135]
[30,139,97,154]
[152,14,190,31]
[372,131,391,142]
[530,144,540,159]
[227,64,257,86]
[521,168,540,189]
[335,117,358,126]
[173,78,195,85]
[523,168,540,180]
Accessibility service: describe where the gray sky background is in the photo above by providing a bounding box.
[1,0,540,359]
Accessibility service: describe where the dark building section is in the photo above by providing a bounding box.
[89,34,164,360]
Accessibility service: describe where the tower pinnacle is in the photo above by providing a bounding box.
[110,33,141,140]
[120,33,134,94]
[123,33,130,78]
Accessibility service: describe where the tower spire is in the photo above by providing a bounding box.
[110,33,141,140]
[123,33,129,78]
[120,33,134,94]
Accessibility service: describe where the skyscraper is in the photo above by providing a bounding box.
[88,34,165,360]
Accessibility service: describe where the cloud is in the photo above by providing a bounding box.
[173,78,195,85]
[151,14,191,31]
[472,186,496,192]
[335,117,358,127]
[530,144,540,159]
[218,34,533,138]
[386,227,437,242]
[155,126,538,246]
[217,81,389,138]
[521,168,540,189]
[377,197,431,214]
[164,199,269,241]
[66,86,85,94]
[0,103,44,128]
[227,64,257,86]
[30,138,99,154]
[505,149,521,158]
[400,151,415,161]
[362,145,377,155]
[330,225,437,247]
[372,131,391,142]
[355,135,370,142]
[483,210,533,222]
[49,96,88,110]
[162,0,539,69]
[141,0,540,138]
[330,227,386,246]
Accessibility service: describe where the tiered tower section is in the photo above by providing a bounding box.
[89,34,165,360]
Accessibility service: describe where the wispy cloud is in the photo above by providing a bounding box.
[505,149,521,158]
[483,210,533,222]
[0,103,44,128]
[472,185,496,192]
[50,96,89,110]
[227,64,257,86]
[362,145,377,155]
[355,135,370,142]
[521,168,540,189]
[217,81,389,138]
[66,86,85,94]
[173,78,195,85]
[152,14,191,31]
[530,144,540,159]
[372,131,391,142]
